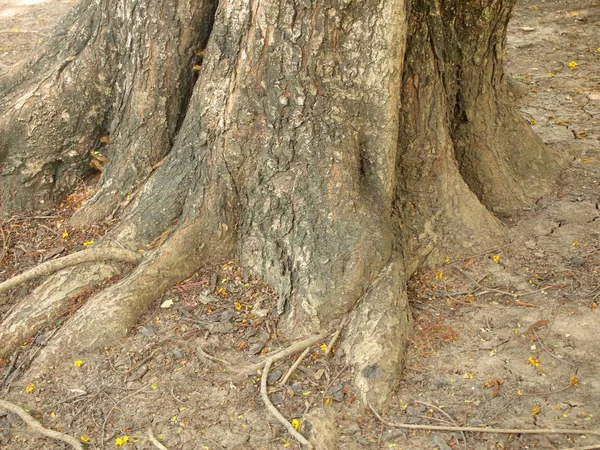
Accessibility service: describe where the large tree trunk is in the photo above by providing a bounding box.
[0,0,561,411]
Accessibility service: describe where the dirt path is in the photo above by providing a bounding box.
[1,1,599,449]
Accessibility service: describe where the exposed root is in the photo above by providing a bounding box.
[261,358,313,449]
[0,263,120,359]
[241,333,332,447]
[237,332,329,377]
[24,216,235,378]
[0,247,142,295]
[0,399,84,450]
[340,260,412,409]
[147,427,169,450]
[370,404,600,437]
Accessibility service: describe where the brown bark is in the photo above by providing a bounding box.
[0,0,562,414]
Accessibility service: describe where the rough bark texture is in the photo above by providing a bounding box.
[0,0,562,413]
[0,263,119,360]
[0,0,217,224]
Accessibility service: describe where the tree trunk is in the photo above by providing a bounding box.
[0,0,562,411]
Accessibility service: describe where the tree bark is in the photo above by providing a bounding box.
[0,0,217,224]
[0,0,562,412]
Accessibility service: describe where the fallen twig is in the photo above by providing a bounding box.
[560,445,600,450]
[170,386,192,408]
[4,329,59,390]
[532,329,578,367]
[0,399,83,450]
[0,225,10,264]
[125,349,158,376]
[0,247,142,295]
[238,332,328,377]
[451,265,544,298]
[261,358,313,448]
[417,401,466,449]
[197,347,230,365]
[279,347,311,386]
[325,330,340,356]
[324,315,350,356]
[147,427,169,450]
[1,349,20,386]
[369,404,600,437]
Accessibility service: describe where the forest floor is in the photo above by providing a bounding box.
[1,0,599,449]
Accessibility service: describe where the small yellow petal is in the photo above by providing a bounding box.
[528,356,540,367]
[291,419,300,430]
[115,436,129,446]
[80,436,91,443]
[74,360,84,367]
[25,383,35,393]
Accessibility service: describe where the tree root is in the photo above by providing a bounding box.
[0,247,142,295]
[0,263,120,360]
[23,213,236,378]
[237,333,329,377]
[235,333,329,448]
[369,404,600,438]
[260,358,313,449]
[0,399,83,450]
[340,260,412,409]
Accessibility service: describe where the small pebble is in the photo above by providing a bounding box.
[381,429,405,442]
[431,434,451,450]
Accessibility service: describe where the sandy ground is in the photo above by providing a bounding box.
[1,0,599,449]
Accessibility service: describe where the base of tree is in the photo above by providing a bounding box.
[0,0,563,426]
